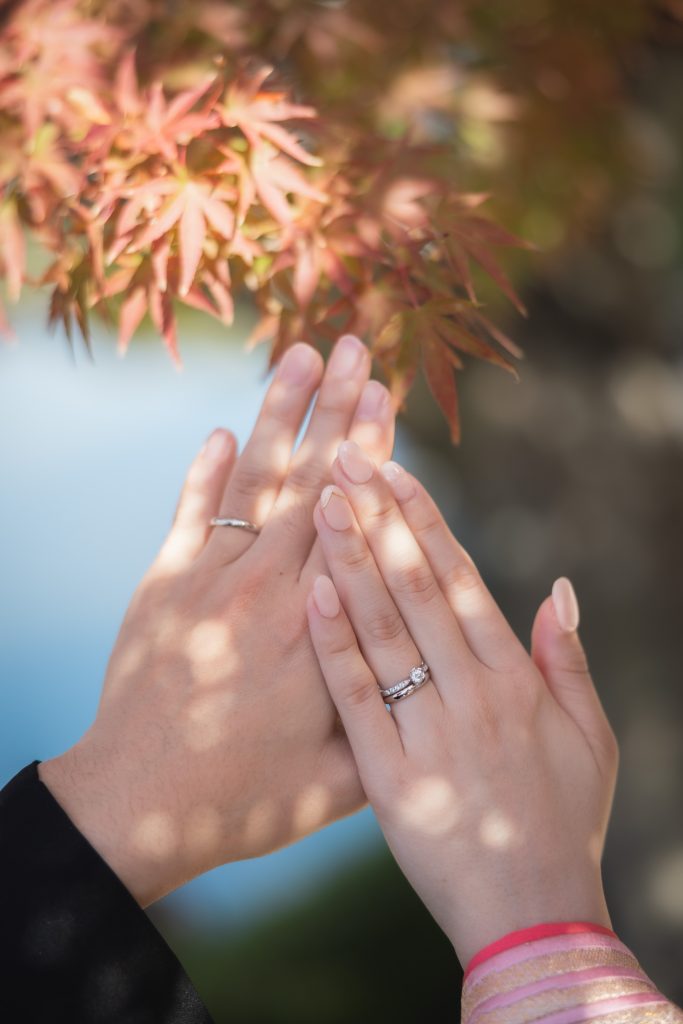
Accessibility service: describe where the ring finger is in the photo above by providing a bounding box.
[314,486,442,737]
[205,342,323,563]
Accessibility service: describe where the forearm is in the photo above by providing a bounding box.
[462,922,683,1024]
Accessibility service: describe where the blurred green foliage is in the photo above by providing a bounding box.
[160,844,459,1024]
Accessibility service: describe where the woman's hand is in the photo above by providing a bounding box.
[306,443,619,967]
[40,337,395,907]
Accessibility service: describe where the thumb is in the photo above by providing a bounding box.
[532,578,617,768]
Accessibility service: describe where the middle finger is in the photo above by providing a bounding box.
[259,334,371,569]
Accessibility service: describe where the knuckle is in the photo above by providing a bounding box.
[343,675,381,712]
[389,562,438,604]
[261,391,300,428]
[271,605,308,659]
[364,607,406,645]
[325,629,361,661]
[285,462,325,502]
[230,567,268,611]
[413,505,443,539]
[228,463,270,503]
[561,646,591,677]
[339,543,372,575]
[471,700,504,749]
[462,675,505,746]
[441,558,482,598]
[512,673,545,719]
[362,498,396,531]
[315,379,358,418]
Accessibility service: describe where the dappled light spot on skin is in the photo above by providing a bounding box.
[186,620,233,668]
[184,804,222,861]
[131,810,179,861]
[292,782,333,836]
[114,642,146,680]
[372,521,417,574]
[252,483,280,527]
[243,798,278,850]
[479,810,517,849]
[647,846,683,924]
[395,776,461,835]
[184,691,235,751]
[104,640,149,700]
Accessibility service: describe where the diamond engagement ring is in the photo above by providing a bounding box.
[210,517,261,534]
[379,662,430,704]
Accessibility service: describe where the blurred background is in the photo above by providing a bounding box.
[2,2,683,1020]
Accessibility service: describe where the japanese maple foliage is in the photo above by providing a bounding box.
[1,1,551,441]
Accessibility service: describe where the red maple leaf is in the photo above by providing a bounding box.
[218,65,321,167]
[107,174,235,297]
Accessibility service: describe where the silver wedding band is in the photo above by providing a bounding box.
[379,662,431,704]
[210,517,261,534]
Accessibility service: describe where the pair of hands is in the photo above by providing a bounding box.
[41,336,618,966]
[41,334,394,906]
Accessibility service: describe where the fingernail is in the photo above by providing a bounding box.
[313,575,340,618]
[380,461,415,501]
[329,334,366,378]
[356,380,390,420]
[320,485,354,530]
[278,343,319,386]
[338,440,373,484]
[204,429,230,463]
[552,577,580,632]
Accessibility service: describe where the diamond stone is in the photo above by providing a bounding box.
[410,666,425,684]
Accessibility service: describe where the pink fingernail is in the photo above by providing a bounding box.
[380,461,415,501]
[204,429,230,463]
[338,440,374,484]
[329,334,367,378]
[313,575,341,618]
[355,380,390,421]
[278,343,319,386]
[320,485,355,530]
[552,577,580,632]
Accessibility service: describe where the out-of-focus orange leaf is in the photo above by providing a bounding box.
[0,199,25,302]
[219,65,321,167]
[422,329,461,444]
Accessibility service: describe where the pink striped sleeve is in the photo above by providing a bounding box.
[461,923,683,1024]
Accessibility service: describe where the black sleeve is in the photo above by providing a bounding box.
[0,762,214,1024]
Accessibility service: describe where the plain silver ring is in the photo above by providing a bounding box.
[210,517,261,534]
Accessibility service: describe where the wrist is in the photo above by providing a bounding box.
[38,745,162,907]
[447,879,612,969]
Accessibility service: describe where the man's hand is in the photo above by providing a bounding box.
[40,336,395,906]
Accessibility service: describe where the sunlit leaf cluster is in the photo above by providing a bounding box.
[1,0,670,438]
